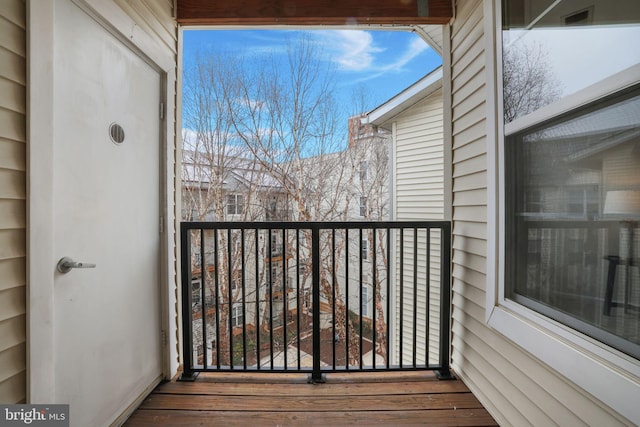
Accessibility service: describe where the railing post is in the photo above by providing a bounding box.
[436,222,454,380]
[179,223,198,381]
[309,224,325,383]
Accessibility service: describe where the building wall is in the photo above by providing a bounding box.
[392,89,445,365]
[447,0,631,425]
[0,0,26,404]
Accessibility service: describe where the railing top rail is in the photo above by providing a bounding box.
[181,220,452,231]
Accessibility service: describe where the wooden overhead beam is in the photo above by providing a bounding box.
[177,0,452,25]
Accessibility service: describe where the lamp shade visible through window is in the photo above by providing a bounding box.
[603,190,640,217]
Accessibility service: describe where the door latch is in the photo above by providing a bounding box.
[57,257,97,274]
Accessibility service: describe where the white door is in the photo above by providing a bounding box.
[52,1,163,425]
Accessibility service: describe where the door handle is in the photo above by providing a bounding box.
[57,257,97,274]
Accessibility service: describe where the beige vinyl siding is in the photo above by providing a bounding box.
[448,0,629,425]
[113,0,177,57]
[393,90,444,365]
[0,0,26,404]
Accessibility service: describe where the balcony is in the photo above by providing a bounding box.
[120,220,498,425]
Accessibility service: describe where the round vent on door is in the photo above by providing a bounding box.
[109,123,125,145]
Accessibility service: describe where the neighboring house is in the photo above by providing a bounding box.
[364,67,445,367]
[181,148,290,222]
[2,0,639,426]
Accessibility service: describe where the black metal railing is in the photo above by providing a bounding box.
[179,221,452,382]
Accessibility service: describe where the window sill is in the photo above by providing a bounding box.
[486,301,640,423]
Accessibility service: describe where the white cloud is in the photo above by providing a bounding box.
[320,30,384,71]
[313,30,431,77]
[382,37,429,72]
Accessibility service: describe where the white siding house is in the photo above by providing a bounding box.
[365,69,447,368]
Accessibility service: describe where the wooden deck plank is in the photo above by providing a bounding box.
[125,409,497,426]
[139,393,484,411]
[124,371,498,426]
[153,379,471,395]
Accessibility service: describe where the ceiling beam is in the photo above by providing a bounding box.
[177,0,452,25]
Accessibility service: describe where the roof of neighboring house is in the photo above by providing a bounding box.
[363,66,443,129]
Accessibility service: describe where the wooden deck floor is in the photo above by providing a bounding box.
[124,371,497,426]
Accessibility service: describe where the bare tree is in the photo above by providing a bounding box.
[503,41,562,123]
[183,35,392,367]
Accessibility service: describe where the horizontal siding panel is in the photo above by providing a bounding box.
[114,0,176,54]
[453,84,486,122]
[452,171,487,192]
[452,265,486,293]
[0,229,25,260]
[0,108,25,142]
[453,205,487,222]
[452,71,485,113]
[0,16,25,56]
[0,258,25,292]
[0,343,25,383]
[0,77,25,113]
[452,249,487,275]
[451,11,483,68]
[0,169,25,199]
[452,105,486,140]
[451,330,557,426]
[452,119,485,149]
[140,0,176,39]
[0,1,25,29]
[396,136,443,150]
[0,199,24,229]
[0,0,25,407]
[0,370,25,403]
[452,279,485,308]
[0,138,25,171]
[453,188,487,206]
[451,0,482,39]
[451,50,483,92]
[452,220,487,240]
[452,235,486,258]
[0,48,25,85]
[0,314,24,353]
[452,137,485,163]
[452,154,486,178]
[0,286,25,322]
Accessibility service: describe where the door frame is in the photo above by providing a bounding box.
[27,0,178,404]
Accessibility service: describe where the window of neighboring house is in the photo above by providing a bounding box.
[500,0,640,359]
[231,304,243,327]
[360,160,368,182]
[227,194,244,215]
[361,238,369,261]
[361,285,370,317]
[191,278,202,305]
[359,196,368,217]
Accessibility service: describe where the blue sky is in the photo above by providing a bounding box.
[182,29,442,112]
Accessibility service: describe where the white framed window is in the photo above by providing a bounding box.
[226,194,244,215]
[360,160,368,182]
[361,285,370,317]
[487,0,640,420]
[361,238,369,261]
[359,196,368,217]
[231,304,243,327]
